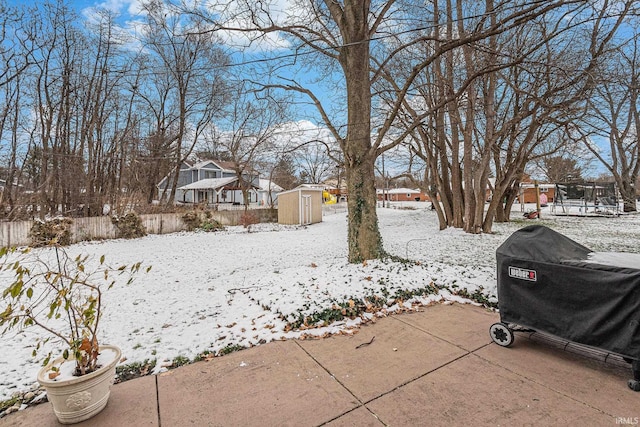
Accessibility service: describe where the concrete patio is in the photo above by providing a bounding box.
[1,303,637,426]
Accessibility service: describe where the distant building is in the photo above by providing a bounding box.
[257,179,284,207]
[157,160,260,205]
[376,188,430,202]
[518,183,556,204]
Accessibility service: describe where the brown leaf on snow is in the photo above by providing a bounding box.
[226,322,237,328]
[310,263,317,268]
[364,276,372,281]
[348,299,355,308]
[362,260,368,267]
[48,371,60,380]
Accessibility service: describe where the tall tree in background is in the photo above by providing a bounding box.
[270,155,299,190]
[184,0,595,261]
[141,0,230,204]
[400,0,632,230]
[574,32,640,212]
[296,140,335,184]
[214,82,289,209]
[542,156,584,183]
[26,2,86,217]
[76,10,128,216]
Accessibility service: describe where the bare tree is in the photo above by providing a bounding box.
[24,1,87,217]
[399,0,633,230]
[76,10,132,216]
[270,154,299,190]
[541,156,584,183]
[574,33,640,212]
[182,0,595,260]
[0,1,32,89]
[214,82,289,209]
[141,0,230,204]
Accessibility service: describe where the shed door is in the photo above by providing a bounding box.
[302,195,312,225]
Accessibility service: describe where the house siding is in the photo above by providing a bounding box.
[377,190,430,202]
[159,160,263,204]
[520,186,555,204]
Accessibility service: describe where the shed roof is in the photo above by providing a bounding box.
[278,185,325,196]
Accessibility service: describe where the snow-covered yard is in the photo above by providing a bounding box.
[1,202,639,400]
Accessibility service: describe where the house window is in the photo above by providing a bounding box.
[407,193,411,198]
[540,188,548,193]
[204,170,216,179]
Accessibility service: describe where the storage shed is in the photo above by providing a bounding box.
[277,186,323,225]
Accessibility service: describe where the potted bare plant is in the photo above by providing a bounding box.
[0,245,150,424]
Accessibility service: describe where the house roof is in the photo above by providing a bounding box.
[191,160,235,173]
[520,183,556,189]
[258,179,284,192]
[178,177,237,191]
[377,187,423,195]
[278,185,325,196]
[297,183,325,190]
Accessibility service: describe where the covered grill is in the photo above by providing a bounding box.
[491,225,640,391]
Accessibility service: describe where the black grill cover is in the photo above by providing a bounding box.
[496,225,640,358]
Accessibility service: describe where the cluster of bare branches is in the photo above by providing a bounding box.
[0,0,294,220]
[2,0,638,262]
[183,0,638,261]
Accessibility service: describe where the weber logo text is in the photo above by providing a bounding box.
[508,266,537,282]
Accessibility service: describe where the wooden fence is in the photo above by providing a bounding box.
[0,209,278,248]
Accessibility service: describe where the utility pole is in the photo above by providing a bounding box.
[381,153,390,208]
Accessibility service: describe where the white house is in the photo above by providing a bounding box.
[157,160,260,205]
[257,179,284,207]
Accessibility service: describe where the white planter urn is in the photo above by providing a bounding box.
[37,345,121,424]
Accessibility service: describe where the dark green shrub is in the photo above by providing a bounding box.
[200,219,224,232]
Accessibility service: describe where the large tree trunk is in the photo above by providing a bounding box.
[619,181,637,213]
[332,0,384,263]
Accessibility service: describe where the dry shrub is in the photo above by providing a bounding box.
[29,217,74,247]
[239,211,259,232]
[181,210,224,232]
[111,213,147,239]
[181,211,202,231]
